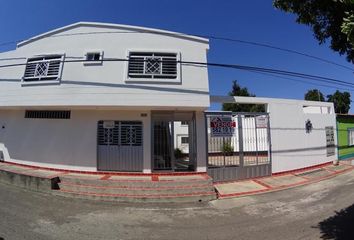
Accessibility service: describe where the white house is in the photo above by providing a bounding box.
[0,22,209,173]
[0,22,338,181]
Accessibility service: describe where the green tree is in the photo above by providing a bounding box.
[222,80,265,112]
[327,90,351,113]
[342,11,354,45]
[273,0,354,63]
[304,89,325,101]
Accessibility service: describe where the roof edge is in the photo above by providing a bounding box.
[210,95,335,107]
[17,22,209,48]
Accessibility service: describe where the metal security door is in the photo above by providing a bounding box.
[97,121,143,172]
[206,112,272,182]
[152,111,197,172]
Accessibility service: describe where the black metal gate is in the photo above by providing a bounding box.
[206,112,272,182]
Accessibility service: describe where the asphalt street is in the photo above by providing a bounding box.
[0,170,354,240]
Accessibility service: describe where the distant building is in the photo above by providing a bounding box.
[337,114,354,160]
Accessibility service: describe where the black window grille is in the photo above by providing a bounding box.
[25,110,71,119]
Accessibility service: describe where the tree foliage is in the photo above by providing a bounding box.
[304,89,351,113]
[342,10,354,45]
[327,90,351,114]
[273,0,354,63]
[304,89,325,101]
[222,80,266,112]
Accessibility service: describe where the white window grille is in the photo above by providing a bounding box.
[23,55,64,82]
[128,52,177,79]
[349,129,354,146]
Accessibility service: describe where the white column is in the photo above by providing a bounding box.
[195,111,207,172]
[142,111,152,173]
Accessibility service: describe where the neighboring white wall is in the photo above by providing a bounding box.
[0,22,210,109]
[173,121,189,153]
[268,102,337,173]
[0,109,151,172]
[211,96,337,173]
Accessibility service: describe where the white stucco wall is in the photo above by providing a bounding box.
[0,109,152,172]
[268,102,337,173]
[0,22,210,109]
[0,109,207,173]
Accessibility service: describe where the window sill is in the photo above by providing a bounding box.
[83,61,103,66]
[125,78,181,84]
[21,80,61,87]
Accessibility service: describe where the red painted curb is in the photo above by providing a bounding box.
[100,175,111,180]
[151,175,159,181]
[218,165,354,199]
[271,161,333,176]
[3,161,207,176]
[59,182,213,190]
[252,179,272,189]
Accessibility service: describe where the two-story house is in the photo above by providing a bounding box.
[0,22,209,173]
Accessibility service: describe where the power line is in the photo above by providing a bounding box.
[0,29,352,71]
[180,59,354,88]
[0,57,352,90]
[246,70,354,92]
[197,35,354,72]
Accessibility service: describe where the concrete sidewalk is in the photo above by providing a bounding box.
[214,161,354,198]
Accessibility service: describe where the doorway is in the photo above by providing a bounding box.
[152,112,196,172]
[97,120,143,171]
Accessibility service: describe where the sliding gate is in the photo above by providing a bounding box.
[206,112,272,182]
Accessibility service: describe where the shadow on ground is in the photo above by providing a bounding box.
[316,203,354,239]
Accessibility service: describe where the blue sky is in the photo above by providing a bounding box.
[0,0,353,111]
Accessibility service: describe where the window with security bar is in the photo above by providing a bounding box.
[23,55,64,82]
[349,129,354,146]
[97,121,142,146]
[128,52,178,79]
[121,123,143,146]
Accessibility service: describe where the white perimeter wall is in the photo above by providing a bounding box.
[268,101,337,173]
[211,96,337,173]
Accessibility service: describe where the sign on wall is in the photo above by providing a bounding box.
[256,116,268,128]
[210,116,236,137]
[325,126,335,157]
[103,121,115,129]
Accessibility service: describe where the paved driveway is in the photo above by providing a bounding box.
[1,170,354,240]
